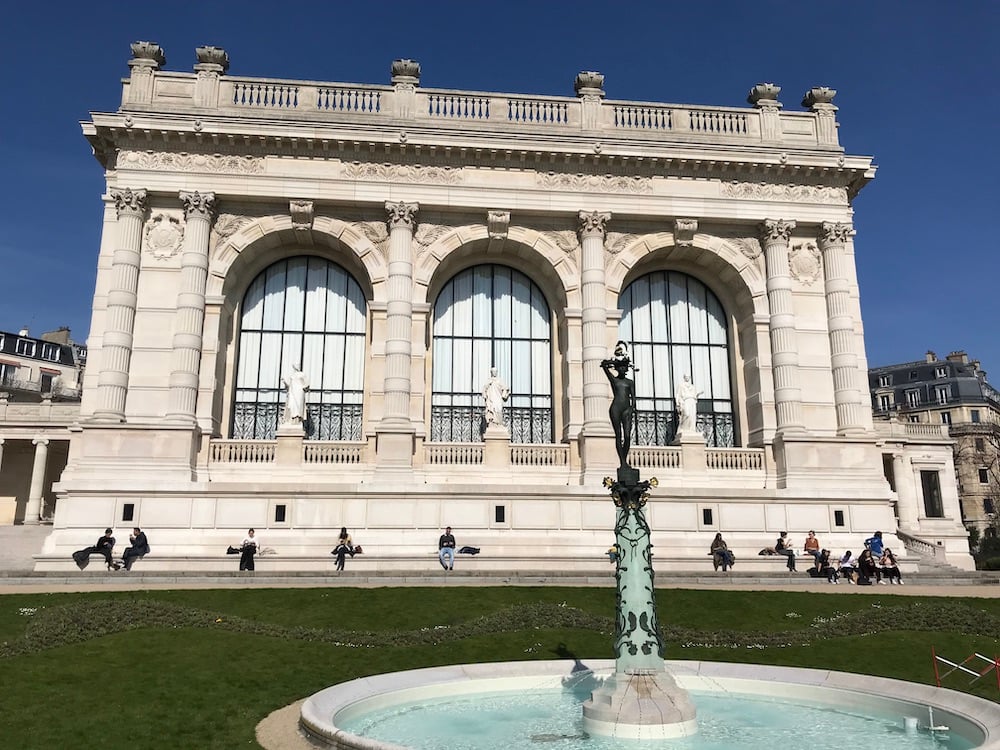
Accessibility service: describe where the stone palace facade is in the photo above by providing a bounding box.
[33,43,973,570]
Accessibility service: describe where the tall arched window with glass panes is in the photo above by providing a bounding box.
[619,271,735,447]
[431,265,553,443]
[232,256,366,441]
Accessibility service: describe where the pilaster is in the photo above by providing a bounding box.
[579,210,613,437]
[193,46,229,108]
[25,438,50,524]
[126,42,164,105]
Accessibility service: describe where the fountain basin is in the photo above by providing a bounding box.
[301,659,1000,750]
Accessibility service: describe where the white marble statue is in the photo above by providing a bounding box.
[281,363,310,425]
[676,375,702,434]
[481,366,510,426]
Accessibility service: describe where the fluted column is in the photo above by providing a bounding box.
[892,453,918,530]
[380,201,418,429]
[579,211,613,435]
[93,188,148,422]
[760,219,804,433]
[24,438,49,524]
[819,222,864,434]
[166,191,216,423]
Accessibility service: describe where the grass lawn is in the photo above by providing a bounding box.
[1,587,998,749]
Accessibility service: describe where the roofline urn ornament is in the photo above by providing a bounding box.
[195,45,230,75]
[747,82,782,109]
[802,87,837,110]
[391,59,421,86]
[129,41,165,70]
[575,71,605,99]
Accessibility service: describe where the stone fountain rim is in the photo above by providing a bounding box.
[300,658,1000,750]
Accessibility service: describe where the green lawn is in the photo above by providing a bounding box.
[1,587,998,749]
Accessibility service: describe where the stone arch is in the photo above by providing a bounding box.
[414,224,580,311]
[208,214,388,302]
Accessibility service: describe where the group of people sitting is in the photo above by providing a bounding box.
[72,527,150,571]
[710,529,905,585]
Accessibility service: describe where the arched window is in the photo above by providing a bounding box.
[232,256,366,440]
[431,265,553,443]
[619,271,735,447]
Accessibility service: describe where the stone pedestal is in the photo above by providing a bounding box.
[275,424,304,465]
[582,669,697,739]
[675,430,707,476]
[483,426,511,468]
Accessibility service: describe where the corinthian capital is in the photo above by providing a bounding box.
[759,219,796,244]
[179,191,217,220]
[385,201,418,230]
[819,221,854,247]
[111,188,148,218]
[578,210,611,239]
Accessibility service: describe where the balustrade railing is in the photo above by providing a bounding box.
[510,444,569,466]
[425,442,483,466]
[210,440,276,463]
[127,70,836,148]
[303,441,366,464]
[706,447,765,470]
[628,446,682,470]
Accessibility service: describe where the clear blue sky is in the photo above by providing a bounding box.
[2,1,997,373]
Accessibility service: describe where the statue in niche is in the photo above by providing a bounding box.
[481,366,510,427]
[601,341,636,469]
[676,375,702,435]
[281,363,310,426]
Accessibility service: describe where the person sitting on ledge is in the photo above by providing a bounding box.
[710,532,735,572]
[117,527,150,572]
[72,528,116,570]
[817,548,838,584]
[774,531,796,571]
[438,526,456,571]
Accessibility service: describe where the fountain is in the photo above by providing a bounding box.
[292,345,1000,749]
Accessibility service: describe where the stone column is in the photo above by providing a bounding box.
[760,219,804,433]
[0,437,5,472]
[819,221,864,435]
[93,188,148,422]
[376,202,418,470]
[579,211,613,436]
[892,453,918,530]
[166,191,216,424]
[24,438,49,525]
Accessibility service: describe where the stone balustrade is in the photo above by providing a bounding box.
[303,441,368,465]
[872,420,951,440]
[510,444,570,466]
[628,446,682,470]
[706,447,765,470]
[120,65,841,150]
[209,439,276,463]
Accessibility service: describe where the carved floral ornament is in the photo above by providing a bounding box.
[789,242,822,285]
[537,173,651,194]
[759,219,796,243]
[344,162,462,185]
[117,150,264,175]
[385,201,418,229]
[180,190,217,220]
[212,214,252,241]
[721,181,848,205]
[820,221,854,246]
[144,214,184,260]
[578,211,611,238]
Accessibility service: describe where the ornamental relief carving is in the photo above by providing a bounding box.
[728,237,763,259]
[354,221,389,259]
[413,223,451,252]
[721,181,848,205]
[542,230,579,255]
[117,150,264,174]
[343,162,463,184]
[212,214,252,242]
[789,242,822,285]
[537,173,652,194]
[144,214,184,260]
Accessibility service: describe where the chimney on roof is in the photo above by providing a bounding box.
[18,326,29,337]
[41,327,71,345]
[925,350,937,363]
[946,350,969,364]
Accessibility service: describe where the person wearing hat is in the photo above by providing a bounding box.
[72,528,116,570]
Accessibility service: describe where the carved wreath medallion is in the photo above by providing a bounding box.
[789,242,822,285]
[144,214,184,260]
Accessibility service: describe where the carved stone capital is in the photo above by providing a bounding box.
[195,45,230,75]
[111,188,148,218]
[385,201,418,230]
[290,200,315,230]
[487,210,510,241]
[179,190,217,221]
[819,221,854,247]
[759,219,795,244]
[674,218,698,247]
[129,41,165,70]
[578,210,611,239]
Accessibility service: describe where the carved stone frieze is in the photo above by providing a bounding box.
[212,214,252,241]
[117,150,264,174]
[538,173,651,194]
[543,230,579,255]
[344,162,462,184]
[729,237,763,259]
[722,181,848,204]
[144,213,184,260]
[789,242,822,285]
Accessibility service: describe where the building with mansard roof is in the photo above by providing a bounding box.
[30,42,973,570]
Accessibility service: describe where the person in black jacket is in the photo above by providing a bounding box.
[119,527,150,571]
[72,528,116,570]
[438,526,456,571]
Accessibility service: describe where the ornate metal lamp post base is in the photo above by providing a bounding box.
[581,470,697,738]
